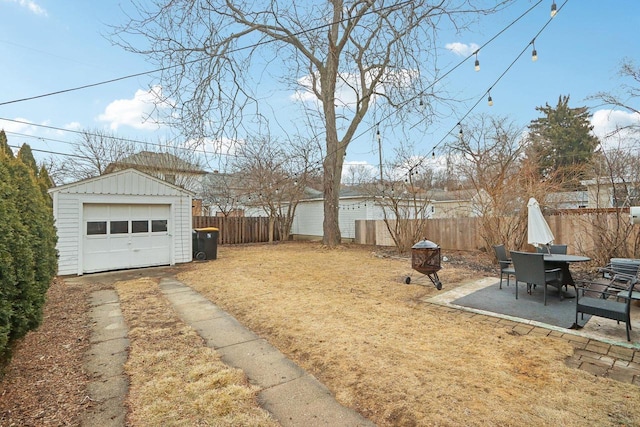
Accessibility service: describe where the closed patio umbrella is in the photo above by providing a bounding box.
[527,197,554,249]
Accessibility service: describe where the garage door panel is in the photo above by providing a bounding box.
[83,204,172,273]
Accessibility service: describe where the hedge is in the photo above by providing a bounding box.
[0,135,57,359]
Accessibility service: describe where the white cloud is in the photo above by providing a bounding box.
[52,121,82,135]
[64,121,82,131]
[445,42,479,57]
[97,86,171,131]
[4,0,47,16]
[0,117,37,133]
[190,136,243,157]
[591,109,640,140]
[590,109,640,153]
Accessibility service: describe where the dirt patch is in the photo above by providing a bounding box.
[0,278,96,426]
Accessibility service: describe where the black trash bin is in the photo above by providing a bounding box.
[193,227,219,260]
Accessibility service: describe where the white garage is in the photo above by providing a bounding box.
[49,169,194,275]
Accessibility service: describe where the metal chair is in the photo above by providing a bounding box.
[535,244,568,254]
[574,274,637,341]
[510,251,563,305]
[493,245,516,289]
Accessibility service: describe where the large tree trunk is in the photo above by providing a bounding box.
[322,140,343,246]
[321,3,343,247]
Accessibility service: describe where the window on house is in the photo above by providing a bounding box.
[152,220,168,232]
[87,221,107,235]
[132,220,149,233]
[110,221,129,234]
[630,187,640,206]
[613,186,640,207]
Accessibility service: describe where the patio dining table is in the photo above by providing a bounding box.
[543,253,591,289]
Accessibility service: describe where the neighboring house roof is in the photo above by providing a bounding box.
[105,151,206,175]
[202,171,244,189]
[298,186,481,203]
[581,177,639,186]
[427,188,476,202]
[545,191,588,204]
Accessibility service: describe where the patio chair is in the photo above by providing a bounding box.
[493,244,516,290]
[535,244,568,254]
[599,258,640,281]
[574,274,637,341]
[510,251,563,305]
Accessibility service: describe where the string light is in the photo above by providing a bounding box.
[487,90,493,107]
[362,0,564,186]
[531,40,538,61]
[432,151,435,159]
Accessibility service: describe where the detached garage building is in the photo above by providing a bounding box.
[49,169,194,275]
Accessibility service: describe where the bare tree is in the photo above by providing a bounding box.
[113,0,515,246]
[343,163,375,186]
[446,115,562,251]
[234,136,316,242]
[367,144,436,253]
[580,137,640,264]
[200,172,244,217]
[50,129,135,183]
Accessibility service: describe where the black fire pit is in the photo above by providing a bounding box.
[405,239,443,290]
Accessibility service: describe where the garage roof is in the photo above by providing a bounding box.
[48,168,195,197]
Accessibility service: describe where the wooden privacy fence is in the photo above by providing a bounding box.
[355,218,481,250]
[192,216,280,245]
[195,209,639,260]
[355,209,640,255]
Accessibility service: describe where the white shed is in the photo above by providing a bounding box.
[49,169,194,275]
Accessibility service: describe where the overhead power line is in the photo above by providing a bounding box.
[0,1,411,107]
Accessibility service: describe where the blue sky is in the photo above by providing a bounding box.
[1,0,639,175]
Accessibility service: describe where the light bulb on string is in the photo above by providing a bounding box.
[550,1,557,17]
[474,51,480,72]
[432,151,435,159]
[487,91,493,107]
[531,40,538,61]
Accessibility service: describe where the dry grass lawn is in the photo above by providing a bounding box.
[115,278,277,426]
[175,242,640,426]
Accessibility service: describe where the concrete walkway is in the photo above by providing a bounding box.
[79,270,372,427]
[81,289,129,427]
[158,277,374,426]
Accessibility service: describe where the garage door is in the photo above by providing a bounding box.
[83,204,171,273]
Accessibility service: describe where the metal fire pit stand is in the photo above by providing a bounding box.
[405,239,443,290]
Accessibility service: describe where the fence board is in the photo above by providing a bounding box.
[192,216,279,245]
